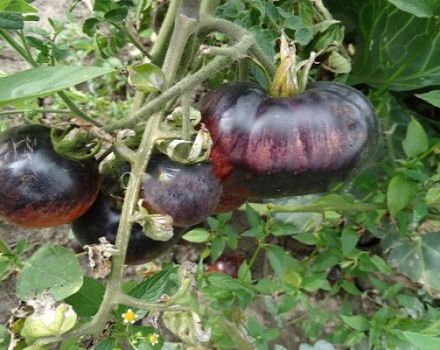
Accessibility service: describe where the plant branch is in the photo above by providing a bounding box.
[243,202,388,215]
[197,16,276,77]
[105,35,255,132]
[161,0,200,91]
[0,109,73,116]
[200,0,220,16]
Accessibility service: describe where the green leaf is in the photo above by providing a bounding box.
[402,118,429,158]
[426,185,440,204]
[104,6,129,23]
[386,0,435,17]
[266,245,287,279]
[341,228,359,256]
[340,315,370,331]
[403,332,440,349]
[387,175,416,216]
[0,325,10,350]
[387,233,440,295]
[0,12,23,29]
[65,277,105,317]
[210,236,225,262]
[129,265,179,301]
[416,90,440,108]
[207,273,249,291]
[16,245,83,301]
[245,203,262,228]
[351,1,440,90]
[299,0,314,27]
[0,0,37,13]
[182,228,211,243]
[0,66,114,106]
[128,63,164,92]
[0,255,13,281]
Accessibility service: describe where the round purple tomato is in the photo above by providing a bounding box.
[200,82,379,198]
[0,124,100,228]
[141,156,223,227]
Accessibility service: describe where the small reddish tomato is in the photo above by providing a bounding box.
[71,192,185,265]
[206,254,245,278]
[0,125,100,228]
[200,82,379,198]
[141,156,223,227]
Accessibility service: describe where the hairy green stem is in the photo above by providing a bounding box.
[150,0,182,64]
[0,29,30,64]
[197,16,277,77]
[105,35,254,132]
[181,93,192,141]
[200,0,220,16]
[244,202,388,214]
[0,109,72,116]
[161,0,199,89]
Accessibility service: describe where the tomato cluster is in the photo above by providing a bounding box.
[0,80,378,264]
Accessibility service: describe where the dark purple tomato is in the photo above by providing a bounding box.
[0,125,100,228]
[200,82,379,198]
[206,254,245,278]
[71,192,185,265]
[141,156,222,227]
[214,192,246,214]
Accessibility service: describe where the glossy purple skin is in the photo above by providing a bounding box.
[200,82,379,198]
[0,125,100,227]
[141,156,222,227]
[71,193,186,265]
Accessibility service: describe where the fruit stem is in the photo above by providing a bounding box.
[200,0,220,16]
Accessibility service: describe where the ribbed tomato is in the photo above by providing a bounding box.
[200,82,379,198]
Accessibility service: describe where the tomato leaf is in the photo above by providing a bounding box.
[128,265,179,301]
[64,277,105,317]
[182,228,211,243]
[402,118,429,158]
[416,90,440,108]
[16,245,83,301]
[387,175,417,216]
[0,66,114,106]
[340,315,370,331]
[387,233,440,295]
[386,0,435,17]
[341,227,359,256]
[128,63,164,92]
[349,0,440,90]
[0,0,37,13]
[0,12,23,29]
[403,332,440,349]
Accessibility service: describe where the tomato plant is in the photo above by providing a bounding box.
[0,0,440,349]
[0,125,100,228]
